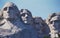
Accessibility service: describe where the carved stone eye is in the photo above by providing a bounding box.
[21,13,26,17]
[50,21,53,24]
[3,7,7,11]
[50,20,60,24]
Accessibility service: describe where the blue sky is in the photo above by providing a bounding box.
[0,0,60,19]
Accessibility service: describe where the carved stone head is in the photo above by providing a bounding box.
[50,16,60,30]
[2,2,19,19]
[20,9,33,24]
[48,13,60,31]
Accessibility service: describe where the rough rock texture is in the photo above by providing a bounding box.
[33,17,50,38]
[46,13,60,38]
[1,2,60,38]
[0,2,38,38]
[20,9,50,38]
[20,9,33,25]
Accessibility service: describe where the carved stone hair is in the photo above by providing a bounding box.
[46,12,60,24]
[1,2,20,18]
[20,9,32,17]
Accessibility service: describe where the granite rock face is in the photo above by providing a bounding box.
[0,2,38,38]
[20,9,50,38]
[20,9,33,25]
[33,17,50,38]
[46,13,60,38]
[1,2,60,38]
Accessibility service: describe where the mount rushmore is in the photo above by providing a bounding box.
[0,2,60,38]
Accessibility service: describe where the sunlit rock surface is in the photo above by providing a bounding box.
[0,2,38,38]
[1,2,60,38]
[46,13,60,38]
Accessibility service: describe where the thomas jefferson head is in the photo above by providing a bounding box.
[20,9,33,24]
